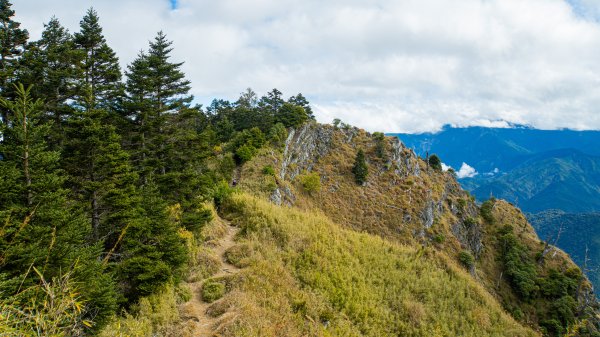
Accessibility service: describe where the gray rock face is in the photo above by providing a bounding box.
[389,138,421,177]
[279,123,334,181]
[451,217,484,258]
[270,186,296,206]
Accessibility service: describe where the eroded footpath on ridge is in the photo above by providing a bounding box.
[178,221,241,336]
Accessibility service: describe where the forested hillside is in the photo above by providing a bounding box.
[0,2,311,334]
[1,2,599,336]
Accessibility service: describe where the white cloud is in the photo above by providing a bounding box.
[441,163,452,172]
[12,0,600,133]
[457,163,478,179]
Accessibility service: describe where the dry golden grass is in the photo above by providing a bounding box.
[212,192,538,337]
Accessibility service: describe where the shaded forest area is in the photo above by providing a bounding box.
[0,1,312,333]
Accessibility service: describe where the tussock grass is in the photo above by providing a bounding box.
[98,285,181,337]
[215,193,537,337]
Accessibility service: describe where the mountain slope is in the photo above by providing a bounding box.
[529,211,600,292]
[468,150,600,212]
[232,122,599,336]
[391,126,600,173]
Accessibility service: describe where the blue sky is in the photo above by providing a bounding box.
[169,0,177,10]
[12,0,600,133]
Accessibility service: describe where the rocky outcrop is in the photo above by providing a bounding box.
[389,137,421,177]
[279,123,334,180]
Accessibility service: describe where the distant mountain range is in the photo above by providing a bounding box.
[392,126,600,291]
[529,210,600,291]
[391,126,600,213]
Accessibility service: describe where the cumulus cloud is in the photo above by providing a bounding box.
[456,163,478,179]
[12,0,600,132]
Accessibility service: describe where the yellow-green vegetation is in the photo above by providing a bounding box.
[298,171,322,194]
[214,193,536,337]
[0,268,91,336]
[98,285,182,337]
[202,280,226,303]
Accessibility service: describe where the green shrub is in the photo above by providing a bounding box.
[498,225,538,300]
[433,234,445,244]
[352,149,369,185]
[202,280,225,303]
[458,251,475,269]
[275,103,309,127]
[235,144,257,163]
[428,154,442,171]
[213,181,233,209]
[299,172,321,194]
[373,132,387,159]
[262,165,276,176]
[268,123,288,147]
[480,199,496,224]
[219,153,236,179]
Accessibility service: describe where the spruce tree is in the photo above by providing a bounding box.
[352,149,369,185]
[115,181,187,302]
[0,0,28,122]
[63,102,140,244]
[73,8,123,111]
[19,17,82,147]
[0,84,116,328]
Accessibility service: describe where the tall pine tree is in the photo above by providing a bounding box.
[0,0,28,122]
[125,31,212,233]
[73,8,123,111]
[19,17,82,148]
[0,84,116,328]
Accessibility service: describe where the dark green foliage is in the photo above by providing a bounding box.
[428,154,442,172]
[458,251,475,269]
[213,181,234,209]
[288,93,314,119]
[230,127,266,163]
[73,8,123,110]
[262,165,276,176]
[373,132,387,160]
[480,198,496,224]
[63,106,140,242]
[537,268,580,299]
[0,0,28,122]
[275,102,309,128]
[269,122,288,146]
[497,225,538,300]
[352,149,369,185]
[218,153,236,180]
[18,17,81,147]
[115,182,187,303]
[236,144,257,163]
[0,84,116,328]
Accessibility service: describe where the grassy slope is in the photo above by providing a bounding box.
[213,193,537,337]
[236,124,598,334]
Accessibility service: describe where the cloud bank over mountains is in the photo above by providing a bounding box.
[14,0,600,133]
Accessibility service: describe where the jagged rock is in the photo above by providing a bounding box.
[389,137,421,177]
[270,186,296,207]
[280,122,334,180]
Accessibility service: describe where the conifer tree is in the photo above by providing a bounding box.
[19,17,82,147]
[352,149,369,185]
[0,84,116,328]
[0,0,28,122]
[73,8,123,111]
[62,98,187,309]
[115,181,187,302]
[63,101,140,244]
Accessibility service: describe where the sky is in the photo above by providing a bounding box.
[11,0,600,133]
